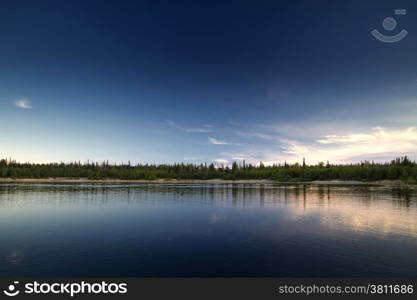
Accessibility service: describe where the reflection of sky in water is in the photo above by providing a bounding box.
[282,186,417,238]
[1,184,415,237]
[0,183,416,277]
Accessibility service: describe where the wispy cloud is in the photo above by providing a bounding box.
[184,127,213,133]
[166,120,213,133]
[183,156,202,161]
[268,127,417,164]
[237,131,280,142]
[213,158,228,164]
[209,137,229,145]
[14,98,32,109]
[222,126,417,165]
[209,137,242,146]
[316,133,376,144]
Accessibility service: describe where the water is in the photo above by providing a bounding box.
[1,183,417,277]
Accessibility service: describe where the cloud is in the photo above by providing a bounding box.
[183,156,202,161]
[209,137,229,145]
[270,127,417,164]
[208,137,242,146]
[223,126,417,165]
[232,156,245,160]
[316,133,376,144]
[237,131,280,141]
[184,128,213,133]
[14,98,32,109]
[166,119,213,133]
[213,158,228,164]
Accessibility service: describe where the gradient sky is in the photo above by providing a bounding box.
[1,0,417,165]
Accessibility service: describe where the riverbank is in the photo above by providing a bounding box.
[0,178,415,186]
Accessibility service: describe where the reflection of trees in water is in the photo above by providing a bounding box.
[317,185,325,201]
[1,183,417,240]
[392,188,414,208]
[0,183,416,210]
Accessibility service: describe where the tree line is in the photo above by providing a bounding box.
[0,156,416,182]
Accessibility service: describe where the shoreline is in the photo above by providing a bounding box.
[0,178,414,186]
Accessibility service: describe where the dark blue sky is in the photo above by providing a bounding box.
[1,0,417,164]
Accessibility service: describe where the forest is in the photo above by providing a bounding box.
[0,156,416,182]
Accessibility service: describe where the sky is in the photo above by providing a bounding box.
[1,0,417,165]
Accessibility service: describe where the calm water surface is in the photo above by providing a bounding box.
[1,183,417,277]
